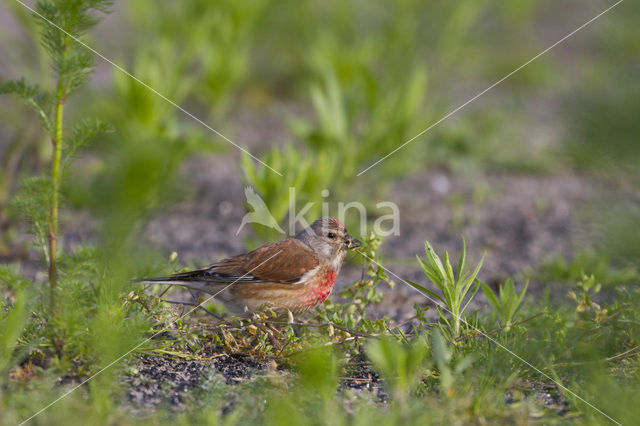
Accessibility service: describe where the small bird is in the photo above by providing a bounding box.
[142,218,360,316]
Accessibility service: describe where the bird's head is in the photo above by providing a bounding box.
[296,217,360,263]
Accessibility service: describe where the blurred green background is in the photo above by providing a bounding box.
[1,0,638,310]
[0,0,639,423]
[0,0,638,323]
[1,0,637,247]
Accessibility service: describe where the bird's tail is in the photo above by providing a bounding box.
[135,277,211,293]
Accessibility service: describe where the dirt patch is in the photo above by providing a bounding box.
[143,155,248,264]
[122,353,269,414]
[119,350,569,418]
[360,169,594,320]
[340,354,388,403]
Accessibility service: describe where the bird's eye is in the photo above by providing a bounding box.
[327,232,336,239]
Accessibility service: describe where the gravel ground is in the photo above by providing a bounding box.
[122,354,270,414]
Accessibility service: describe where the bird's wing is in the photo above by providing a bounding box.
[160,239,319,284]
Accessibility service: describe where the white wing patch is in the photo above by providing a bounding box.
[294,265,321,285]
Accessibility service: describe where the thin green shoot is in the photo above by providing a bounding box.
[481,278,529,331]
[408,237,484,338]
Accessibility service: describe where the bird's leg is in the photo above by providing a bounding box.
[197,305,224,319]
[187,288,197,302]
[284,309,298,338]
[158,284,174,298]
[266,323,281,335]
[255,322,281,351]
[161,295,224,320]
[188,288,224,319]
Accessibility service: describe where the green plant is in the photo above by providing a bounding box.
[0,3,56,208]
[0,267,32,377]
[430,328,475,397]
[122,0,267,120]
[262,346,341,425]
[244,0,550,206]
[408,238,484,338]
[1,0,112,313]
[538,251,640,287]
[366,336,428,405]
[568,274,608,324]
[2,1,640,423]
[240,145,335,241]
[293,63,428,188]
[481,278,529,331]
[9,176,51,264]
[0,4,183,415]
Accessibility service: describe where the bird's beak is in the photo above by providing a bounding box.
[345,235,361,250]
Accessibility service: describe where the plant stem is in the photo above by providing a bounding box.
[450,302,461,337]
[48,33,69,314]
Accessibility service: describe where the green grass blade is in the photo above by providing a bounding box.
[460,281,480,315]
[513,280,529,316]
[444,250,455,284]
[416,256,442,289]
[466,252,485,285]
[457,236,467,280]
[425,241,447,279]
[406,279,444,303]
[481,281,501,313]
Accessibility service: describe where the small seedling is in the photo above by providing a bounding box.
[481,278,529,331]
[408,237,484,338]
[568,273,607,324]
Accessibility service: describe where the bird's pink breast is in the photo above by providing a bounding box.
[303,268,337,308]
